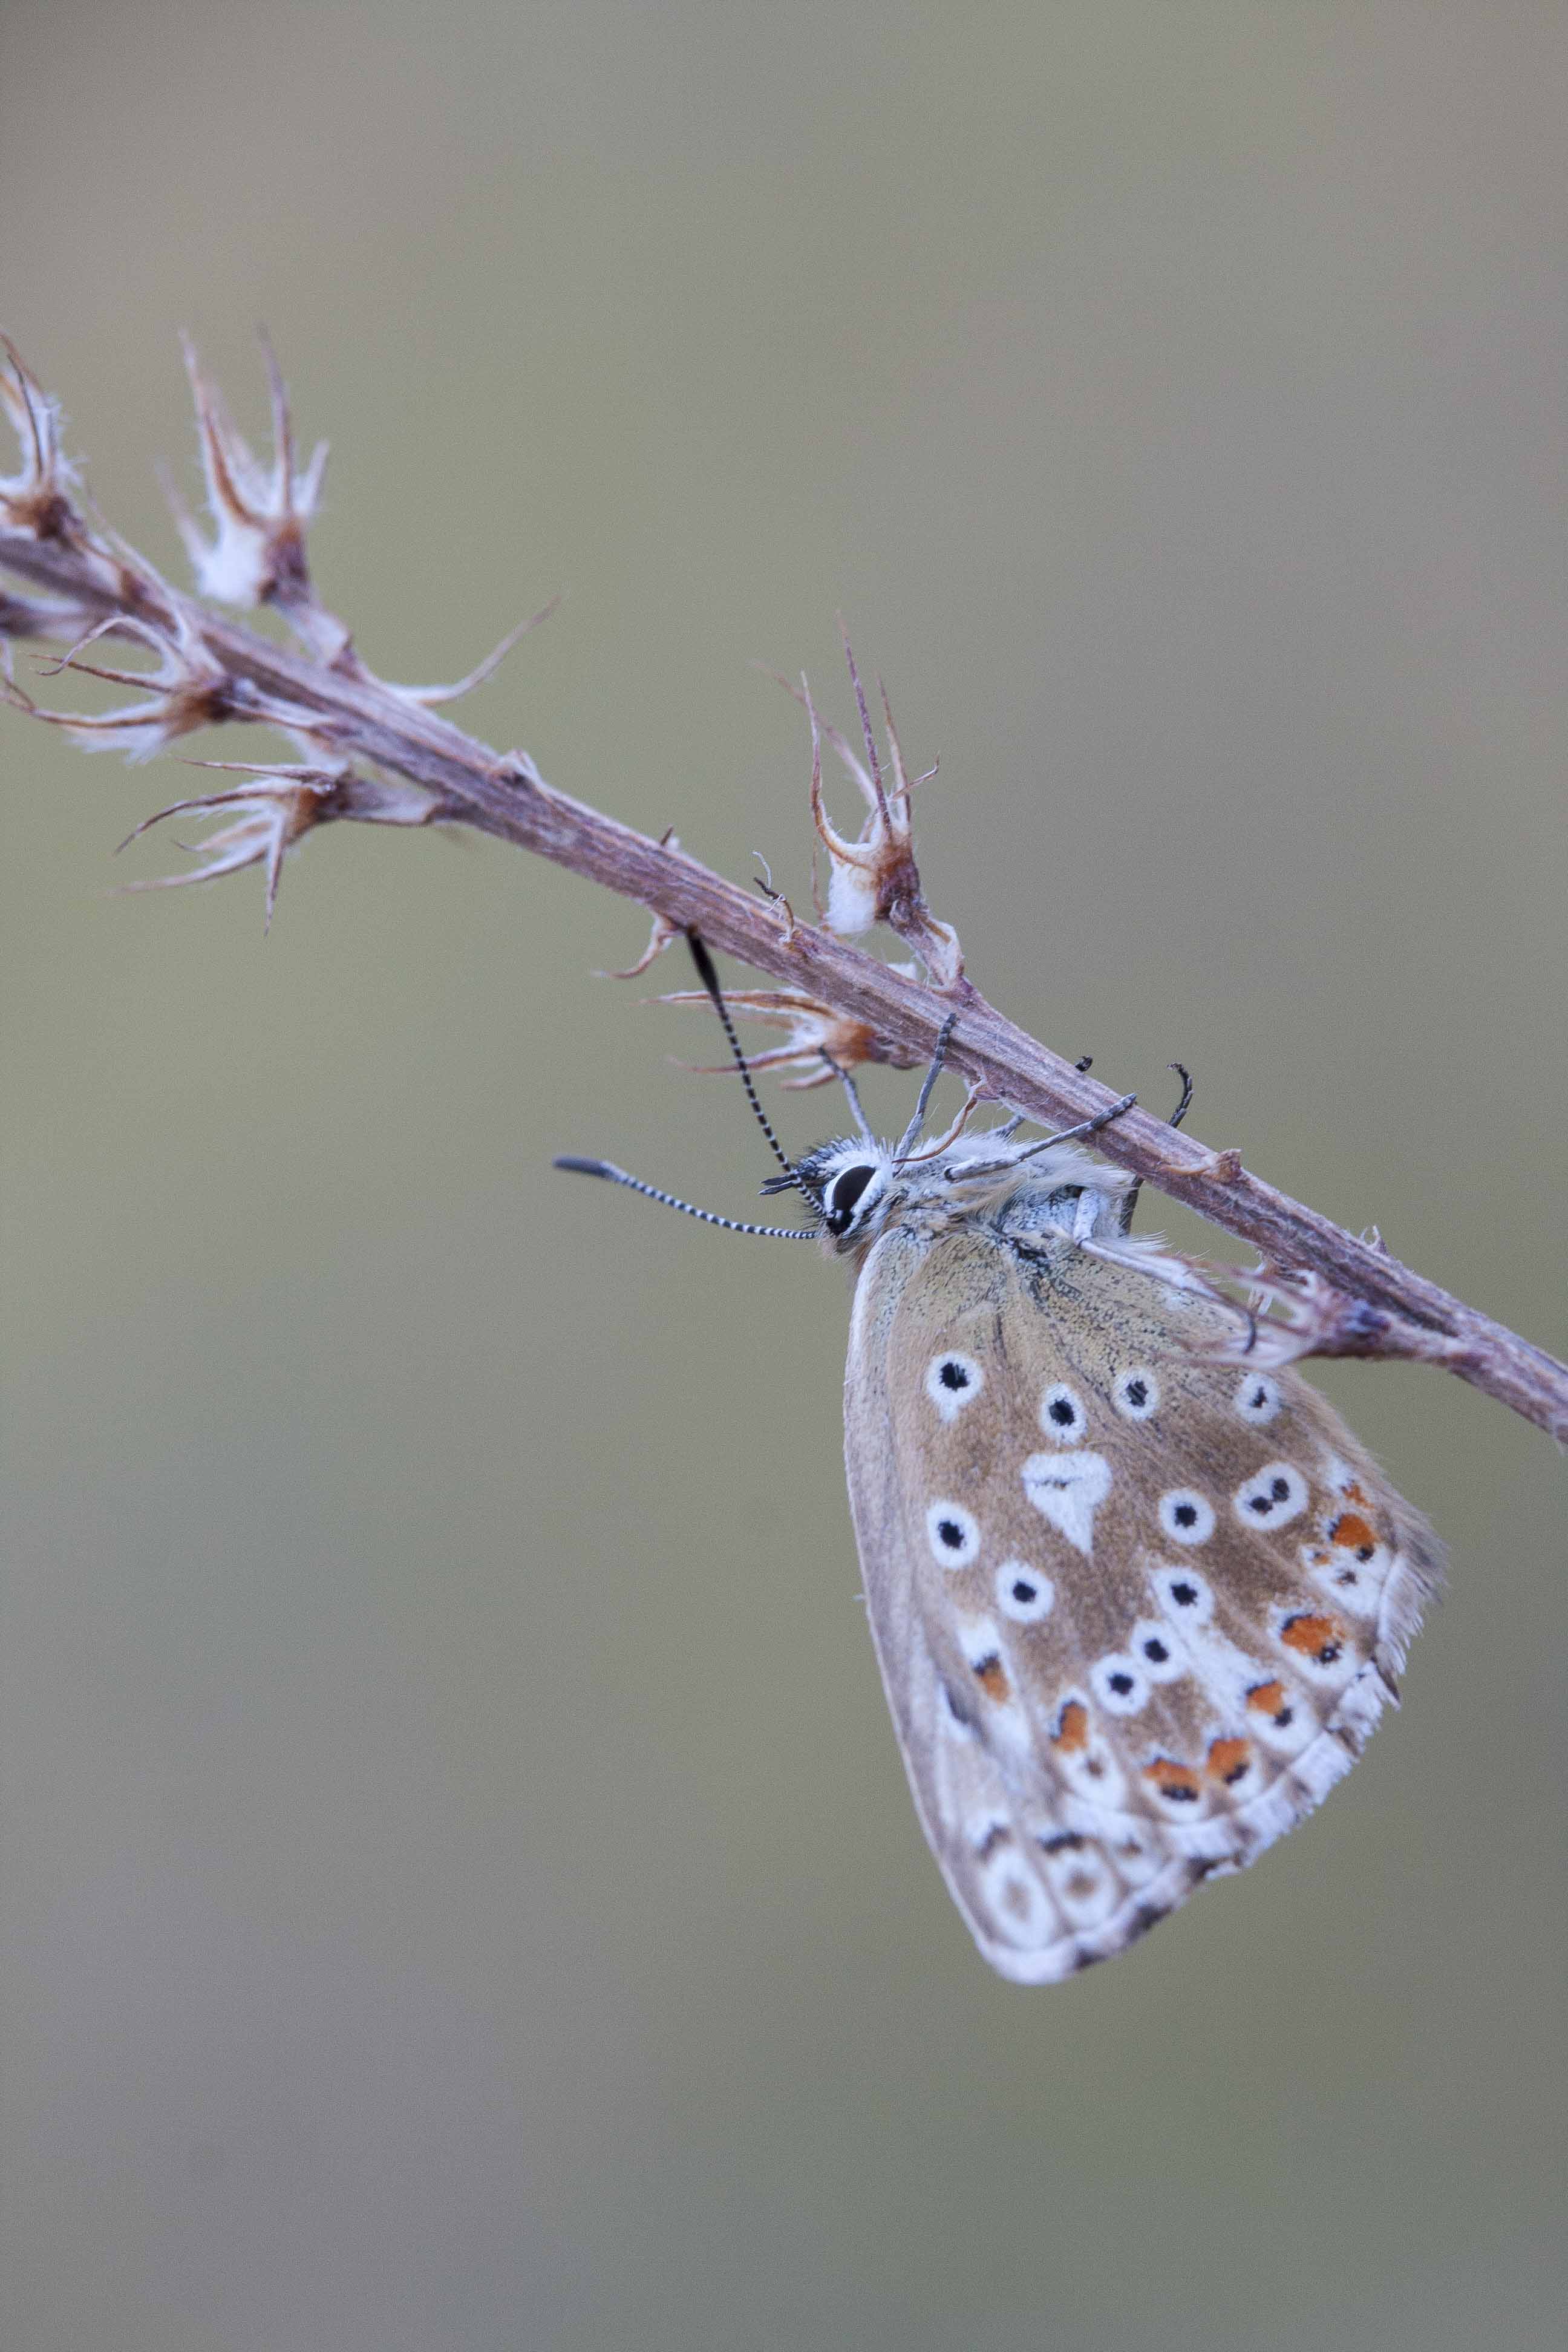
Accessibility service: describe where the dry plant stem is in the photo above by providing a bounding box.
[4,535,1564,1447]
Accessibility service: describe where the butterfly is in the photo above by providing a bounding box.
[557,939,1442,1981]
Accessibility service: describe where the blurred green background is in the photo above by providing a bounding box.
[3,5,1563,2348]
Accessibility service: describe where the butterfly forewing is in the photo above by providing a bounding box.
[844,1215,1441,1982]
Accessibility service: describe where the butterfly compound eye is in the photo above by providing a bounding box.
[825,1163,877,1235]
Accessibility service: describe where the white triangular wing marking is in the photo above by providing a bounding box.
[1021,1450,1112,1558]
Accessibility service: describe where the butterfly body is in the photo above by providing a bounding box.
[828,1136,1440,1982]
[558,967,1441,1984]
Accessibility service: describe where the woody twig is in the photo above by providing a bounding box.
[3,339,1563,1441]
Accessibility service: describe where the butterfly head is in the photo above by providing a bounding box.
[763,1137,895,1245]
[768,1131,1131,1256]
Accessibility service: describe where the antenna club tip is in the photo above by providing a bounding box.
[553,1155,613,1178]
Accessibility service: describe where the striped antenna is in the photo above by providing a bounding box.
[685,931,803,1187]
[554,1157,817,1240]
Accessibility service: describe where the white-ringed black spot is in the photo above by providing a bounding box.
[1233,1371,1284,1425]
[1113,1367,1161,1422]
[1152,1563,1215,1627]
[924,1350,985,1422]
[926,1499,981,1567]
[995,1560,1055,1624]
[1089,1654,1148,1716]
[1233,1463,1308,1530]
[1158,1488,1215,1546]
[1039,1382,1086,1442]
[1129,1618,1187,1683]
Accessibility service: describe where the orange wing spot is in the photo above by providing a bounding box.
[1053,1699,1089,1753]
[1281,1612,1345,1666]
[1206,1737,1252,1786]
[1328,1511,1378,1560]
[1247,1679,1293,1726]
[1342,1478,1371,1506]
[973,1655,1011,1704]
[1144,1757,1201,1803]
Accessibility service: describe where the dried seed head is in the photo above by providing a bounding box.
[766,631,964,987]
[177,335,329,623]
[653,985,923,1088]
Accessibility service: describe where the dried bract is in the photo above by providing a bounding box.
[604,907,681,979]
[118,759,446,930]
[0,338,79,539]
[1204,1260,1469,1374]
[10,609,247,760]
[0,586,104,644]
[391,598,561,708]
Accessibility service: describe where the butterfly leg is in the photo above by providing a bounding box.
[1071,1188,1101,1243]
[817,1048,875,1143]
[893,1008,962,1161]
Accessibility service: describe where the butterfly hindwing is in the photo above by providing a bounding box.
[844,1214,1441,1981]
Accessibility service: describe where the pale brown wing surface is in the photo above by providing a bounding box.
[843,1219,1441,1982]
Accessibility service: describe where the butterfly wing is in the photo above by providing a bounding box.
[843,1218,1442,1982]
